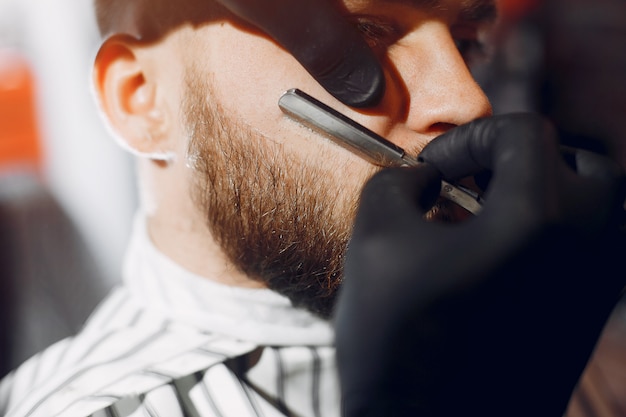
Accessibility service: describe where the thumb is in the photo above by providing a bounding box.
[354,165,442,235]
[218,0,385,107]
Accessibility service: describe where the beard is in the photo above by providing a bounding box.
[183,75,378,319]
[182,73,462,319]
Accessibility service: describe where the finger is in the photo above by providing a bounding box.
[561,147,626,232]
[419,114,566,229]
[354,165,441,233]
[419,114,559,181]
[419,114,563,202]
[421,114,626,231]
[219,0,385,107]
[568,147,624,182]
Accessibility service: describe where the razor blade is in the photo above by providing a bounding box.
[278,88,483,215]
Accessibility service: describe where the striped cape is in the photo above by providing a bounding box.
[0,288,341,417]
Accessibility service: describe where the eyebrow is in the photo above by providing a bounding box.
[458,0,498,23]
[351,0,498,24]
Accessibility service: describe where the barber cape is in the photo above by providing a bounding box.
[0,214,339,417]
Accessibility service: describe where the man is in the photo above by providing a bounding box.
[0,0,496,415]
[2,0,624,416]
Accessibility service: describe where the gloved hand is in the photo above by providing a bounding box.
[216,0,384,107]
[334,113,626,417]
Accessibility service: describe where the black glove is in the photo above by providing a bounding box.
[334,113,626,417]
[216,0,384,108]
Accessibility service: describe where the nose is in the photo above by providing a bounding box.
[386,21,492,141]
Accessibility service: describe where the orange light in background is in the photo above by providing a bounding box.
[0,49,42,171]
[498,0,543,22]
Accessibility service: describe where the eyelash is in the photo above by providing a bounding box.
[351,16,401,50]
[351,15,489,66]
[454,38,487,64]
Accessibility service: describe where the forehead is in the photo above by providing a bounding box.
[343,0,498,23]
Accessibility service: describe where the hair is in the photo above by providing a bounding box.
[93,0,227,41]
[94,0,123,37]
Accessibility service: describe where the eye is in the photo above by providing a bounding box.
[454,37,488,66]
[349,15,401,50]
[452,22,493,67]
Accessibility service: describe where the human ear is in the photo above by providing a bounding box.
[93,34,175,161]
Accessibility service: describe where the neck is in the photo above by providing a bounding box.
[138,157,264,288]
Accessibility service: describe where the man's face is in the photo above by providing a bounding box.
[151,0,495,317]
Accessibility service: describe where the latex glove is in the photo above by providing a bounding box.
[216,0,384,107]
[335,113,626,417]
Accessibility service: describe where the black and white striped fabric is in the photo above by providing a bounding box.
[0,214,339,416]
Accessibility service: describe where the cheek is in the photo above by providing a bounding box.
[184,23,379,193]
[198,24,326,140]
[187,23,403,153]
